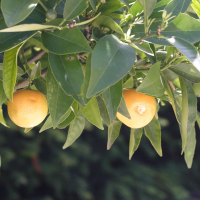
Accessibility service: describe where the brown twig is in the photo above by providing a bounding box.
[27,50,46,64]
[15,68,48,90]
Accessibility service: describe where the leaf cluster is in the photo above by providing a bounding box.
[0,0,200,168]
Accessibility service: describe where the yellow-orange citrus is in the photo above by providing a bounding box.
[117,88,156,128]
[7,89,48,128]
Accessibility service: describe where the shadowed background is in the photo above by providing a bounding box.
[0,100,200,200]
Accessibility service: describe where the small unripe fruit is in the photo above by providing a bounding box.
[46,9,57,21]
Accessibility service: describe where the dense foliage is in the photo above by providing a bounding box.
[0,0,200,168]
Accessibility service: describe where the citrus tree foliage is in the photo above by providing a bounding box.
[0,0,200,168]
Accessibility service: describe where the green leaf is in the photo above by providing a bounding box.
[161,73,181,123]
[191,0,200,18]
[0,24,59,32]
[57,111,76,129]
[39,115,53,133]
[82,54,92,104]
[87,35,136,97]
[42,28,92,55]
[133,13,200,46]
[193,83,200,97]
[184,126,196,169]
[92,15,124,36]
[96,96,111,126]
[32,77,47,96]
[63,0,88,20]
[165,36,200,72]
[1,0,39,27]
[30,61,41,81]
[164,0,187,22]
[137,62,165,97]
[80,97,104,130]
[107,118,122,150]
[0,80,6,106]
[169,64,200,83]
[179,77,197,153]
[138,0,157,17]
[129,128,143,160]
[102,80,123,121]
[117,95,131,119]
[47,67,74,128]
[98,0,125,15]
[119,0,129,7]
[3,44,22,101]
[144,116,162,156]
[197,112,200,129]
[0,107,9,127]
[132,42,154,56]
[49,53,84,106]
[130,0,143,17]
[89,0,97,11]
[62,110,85,149]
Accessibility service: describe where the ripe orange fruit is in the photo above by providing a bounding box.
[117,88,156,128]
[7,89,48,128]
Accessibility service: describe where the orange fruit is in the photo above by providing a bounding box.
[7,89,48,128]
[117,88,156,128]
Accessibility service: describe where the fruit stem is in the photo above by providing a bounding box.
[39,0,48,11]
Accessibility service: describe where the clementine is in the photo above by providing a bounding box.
[117,88,156,128]
[7,89,48,128]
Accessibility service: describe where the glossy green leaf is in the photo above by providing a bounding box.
[1,0,39,26]
[39,115,53,133]
[165,36,200,72]
[0,30,36,53]
[92,15,124,36]
[179,77,197,153]
[0,107,9,127]
[130,0,143,17]
[3,44,22,101]
[184,126,196,169]
[132,14,200,46]
[138,0,157,17]
[57,111,76,129]
[129,128,143,160]
[191,0,200,18]
[49,53,84,106]
[63,0,88,20]
[123,76,134,89]
[117,95,131,119]
[102,79,123,121]
[28,38,49,52]
[42,28,92,55]
[33,77,47,95]
[96,96,111,126]
[161,73,181,123]
[144,116,162,157]
[137,62,165,97]
[0,81,6,106]
[169,64,200,83]
[80,97,104,130]
[30,61,41,81]
[87,35,136,97]
[107,118,122,150]
[98,0,125,15]
[0,24,59,32]
[47,67,74,128]
[82,54,92,105]
[89,0,97,11]
[164,0,188,21]
[62,110,85,149]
